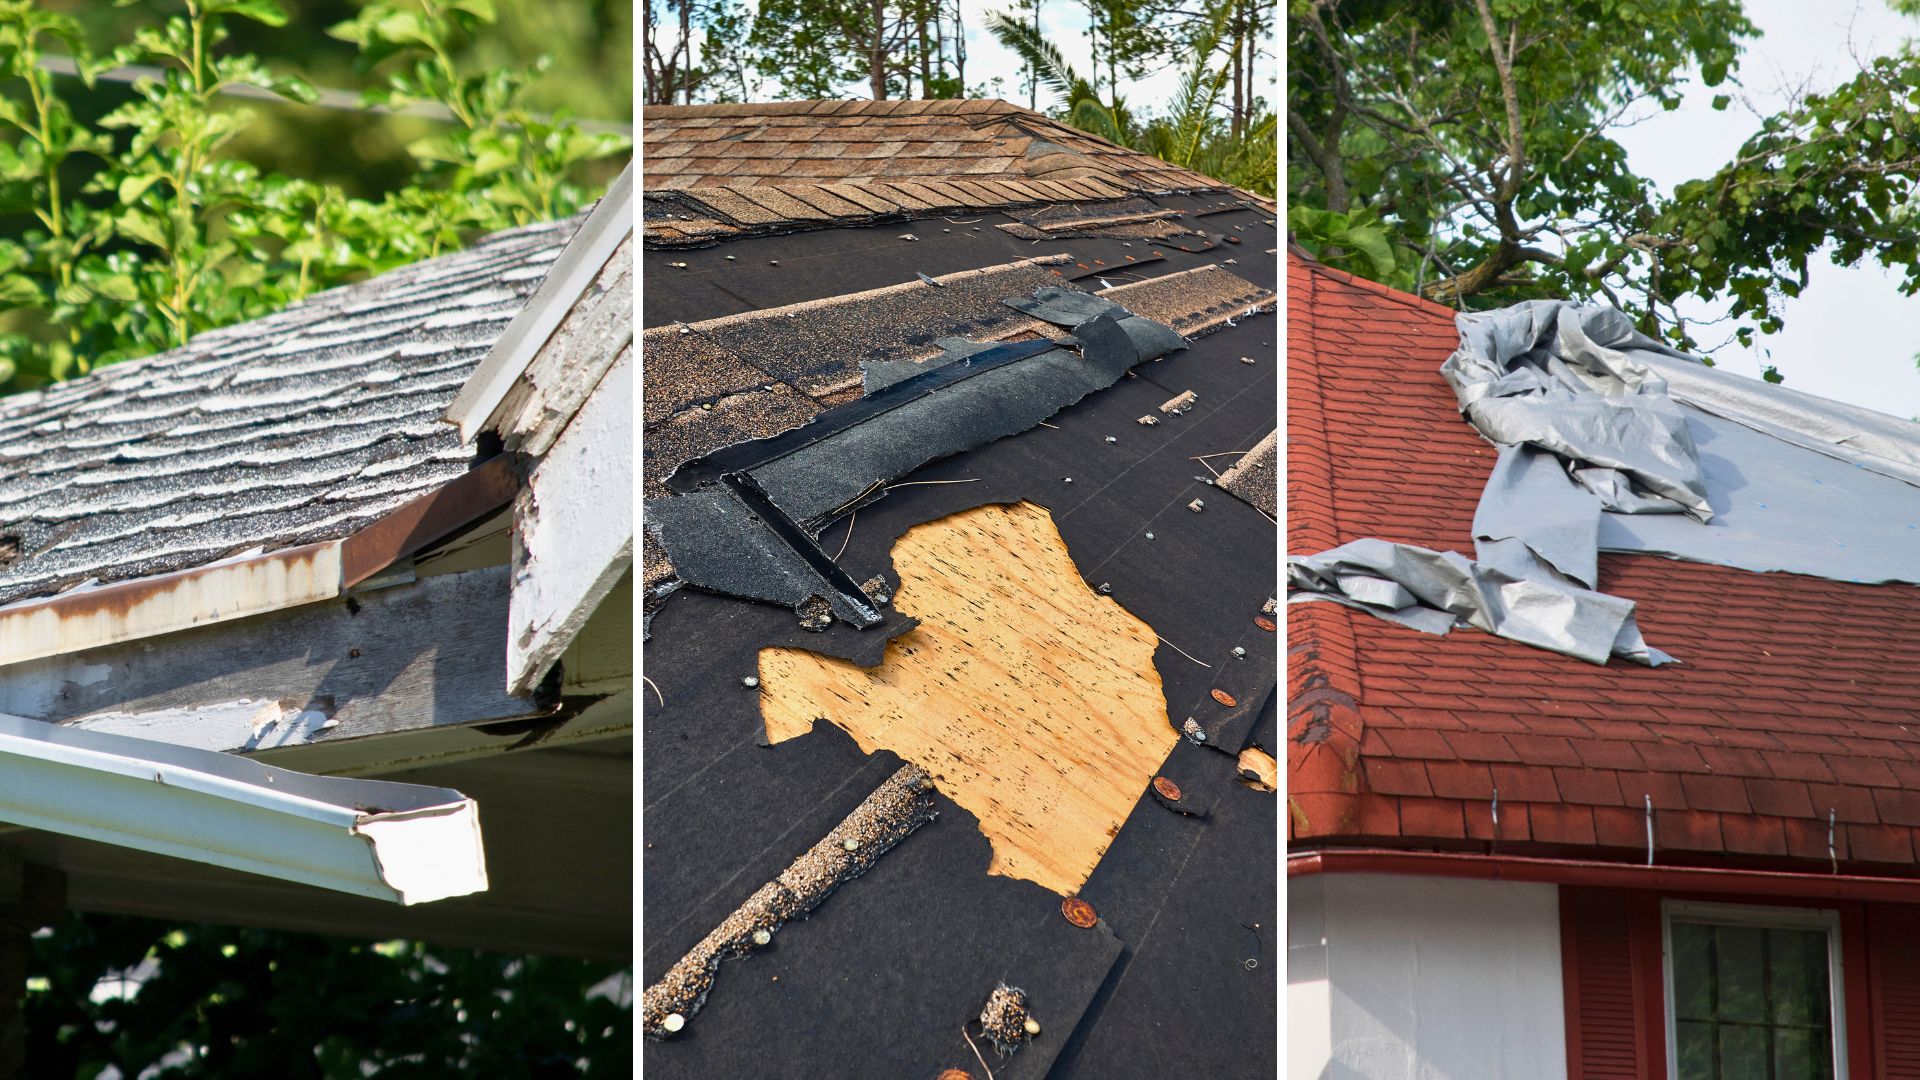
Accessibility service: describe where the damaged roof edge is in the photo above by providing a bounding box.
[0,454,520,670]
[0,711,487,905]
[447,160,635,445]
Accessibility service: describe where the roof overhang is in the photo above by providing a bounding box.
[0,712,486,905]
[1291,848,1920,904]
[0,454,518,670]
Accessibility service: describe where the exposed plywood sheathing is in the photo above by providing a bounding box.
[758,501,1174,896]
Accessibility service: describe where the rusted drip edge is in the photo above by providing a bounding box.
[0,540,343,670]
[339,454,519,587]
[641,764,938,1040]
[0,456,519,669]
[1290,848,1920,903]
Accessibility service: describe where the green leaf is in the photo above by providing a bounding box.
[118,174,163,205]
[218,0,290,26]
[0,274,44,306]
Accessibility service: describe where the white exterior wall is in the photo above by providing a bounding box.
[1289,872,1569,1080]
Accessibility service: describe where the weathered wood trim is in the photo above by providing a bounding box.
[0,565,553,754]
[508,348,634,695]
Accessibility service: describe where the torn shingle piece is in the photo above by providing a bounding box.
[1096,265,1275,337]
[1159,391,1197,416]
[684,256,1070,398]
[640,764,937,1040]
[745,315,1173,528]
[639,326,780,427]
[1216,431,1276,519]
[644,485,882,626]
[643,385,822,500]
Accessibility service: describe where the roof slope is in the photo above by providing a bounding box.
[1289,252,1920,872]
[642,99,1270,246]
[641,112,1279,1077]
[0,219,575,608]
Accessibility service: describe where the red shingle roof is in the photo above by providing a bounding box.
[1288,252,1920,872]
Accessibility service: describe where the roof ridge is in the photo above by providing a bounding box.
[1293,250,1461,322]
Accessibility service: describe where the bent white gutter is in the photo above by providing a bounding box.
[0,712,487,905]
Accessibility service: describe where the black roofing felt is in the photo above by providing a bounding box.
[640,196,1274,329]
[0,218,577,606]
[642,197,1278,1076]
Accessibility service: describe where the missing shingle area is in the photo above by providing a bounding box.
[757,501,1175,897]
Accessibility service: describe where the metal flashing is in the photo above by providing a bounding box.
[0,455,519,669]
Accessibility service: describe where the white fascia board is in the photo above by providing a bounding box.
[0,712,486,905]
[446,161,634,444]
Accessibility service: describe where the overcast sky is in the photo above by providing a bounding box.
[1608,0,1920,419]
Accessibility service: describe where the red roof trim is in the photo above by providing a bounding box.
[1290,849,1920,903]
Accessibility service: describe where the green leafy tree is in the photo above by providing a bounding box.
[986,1,1276,196]
[26,912,630,1077]
[0,0,629,393]
[1288,0,1920,352]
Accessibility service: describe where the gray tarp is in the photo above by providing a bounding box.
[1287,538,1669,666]
[1291,297,1920,665]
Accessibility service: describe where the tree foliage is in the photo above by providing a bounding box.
[26,911,630,1078]
[0,0,628,391]
[987,0,1277,197]
[1288,0,1920,352]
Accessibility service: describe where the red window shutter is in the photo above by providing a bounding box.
[1869,902,1920,1079]
[1562,887,1664,1080]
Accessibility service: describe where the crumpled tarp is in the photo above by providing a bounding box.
[1288,539,1670,666]
[1292,296,1920,666]
[1442,301,1711,520]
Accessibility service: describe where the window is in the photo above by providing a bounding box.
[1664,901,1848,1080]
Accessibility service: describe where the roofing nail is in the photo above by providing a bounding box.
[742,676,760,689]
[1231,647,1246,659]
[1182,718,1208,743]
[1153,776,1182,801]
[724,254,736,260]
[1255,615,1276,632]
[1061,897,1098,928]
[1144,531,1155,540]
[769,259,780,265]
[1240,356,1256,365]
[1063,477,1073,483]
[1096,582,1112,594]
[1211,689,1237,707]
[1105,435,1117,443]
[752,929,772,946]
[663,1014,686,1033]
